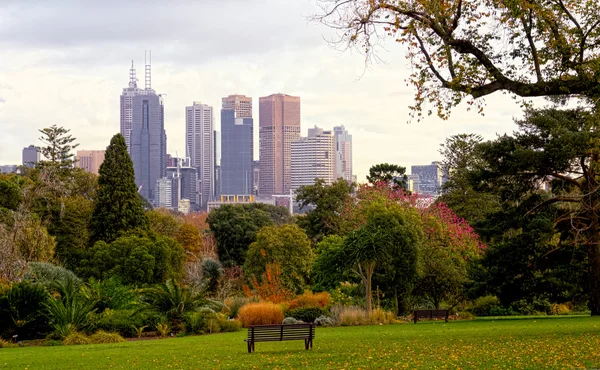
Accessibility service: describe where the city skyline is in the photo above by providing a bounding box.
[0,1,538,183]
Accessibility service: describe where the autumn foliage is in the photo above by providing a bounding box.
[243,264,294,304]
[237,302,284,327]
[287,291,332,310]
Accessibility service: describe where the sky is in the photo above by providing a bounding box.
[0,0,540,182]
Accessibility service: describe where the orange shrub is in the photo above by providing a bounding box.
[287,291,332,310]
[238,302,284,327]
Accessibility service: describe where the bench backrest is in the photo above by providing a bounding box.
[247,324,315,341]
[414,309,448,319]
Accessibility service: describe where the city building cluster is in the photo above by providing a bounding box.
[1,55,447,213]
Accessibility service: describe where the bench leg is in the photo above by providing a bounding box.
[247,342,252,353]
[304,339,308,350]
[310,339,313,349]
[252,342,255,352]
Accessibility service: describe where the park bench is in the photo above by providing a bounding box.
[413,309,449,323]
[244,323,315,353]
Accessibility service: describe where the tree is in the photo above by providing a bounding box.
[414,203,484,309]
[311,235,354,291]
[343,206,418,314]
[207,204,289,267]
[438,134,500,225]
[37,125,79,168]
[91,134,148,243]
[176,223,204,260]
[316,1,600,119]
[244,224,314,293]
[366,163,408,189]
[81,231,185,285]
[147,208,184,239]
[476,107,600,314]
[295,178,355,242]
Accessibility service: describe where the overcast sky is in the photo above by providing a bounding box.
[0,0,538,181]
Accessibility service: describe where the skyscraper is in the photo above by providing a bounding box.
[221,94,254,195]
[259,93,301,196]
[22,145,40,167]
[127,53,167,203]
[186,102,214,209]
[76,150,105,175]
[120,61,144,152]
[411,161,444,196]
[333,126,353,183]
[291,127,336,191]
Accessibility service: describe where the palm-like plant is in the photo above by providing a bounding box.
[44,278,97,338]
[141,279,220,332]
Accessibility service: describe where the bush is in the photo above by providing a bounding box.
[217,317,242,332]
[368,308,396,325]
[314,315,333,326]
[282,317,302,324]
[470,295,513,316]
[286,307,325,323]
[63,331,90,345]
[549,303,570,315]
[0,280,50,340]
[156,323,170,337]
[224,296,249,319]
[287,291,331,310]
[511,298,551,315]
[89,330,126,344]
[42,340,63,346]
[185,308,220,334]
[238,302,284,327]
[334,306,368,326]
[95,309,147,338]
[0,338,16,348]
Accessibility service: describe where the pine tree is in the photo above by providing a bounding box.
[37,125,79,168]
[91,134,148,243]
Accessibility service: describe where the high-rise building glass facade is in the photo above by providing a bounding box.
[333,126,353,183]
[291,127,336,191]
[186,102,214,209]
[258,94,301,196]
[221,108,254,195]
[22,145,40,167]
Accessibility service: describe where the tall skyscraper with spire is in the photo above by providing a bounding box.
[186,101,214,209]
[120,61,143,152]
[221,94,253,195]
[259,94,301,196]
[124,52,167,203]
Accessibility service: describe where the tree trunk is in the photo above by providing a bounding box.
[589,242,600,315]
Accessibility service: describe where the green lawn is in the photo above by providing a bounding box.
[1,317,599,369]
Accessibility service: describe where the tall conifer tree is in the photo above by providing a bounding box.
[91,134,148,243]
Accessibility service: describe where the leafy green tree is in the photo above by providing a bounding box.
[81,231,185,285]
[311,235,354,291]
[91,134,148,243]
[476,107,600,314]
[37,125,79,168]
[295,178,355,243]
[207,204,290,267]
[316,1,600,119]
[438,134,500,225]
[176,223,204,260]
[366,163,408,189]
[0,176,22,211]
[48,196,93,270]
[244,224,314,294]
[147,208,184,239]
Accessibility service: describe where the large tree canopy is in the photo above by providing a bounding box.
[317,0,600,118]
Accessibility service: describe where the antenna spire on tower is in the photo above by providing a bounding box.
[145,50,152,91]
[129,60,137,87]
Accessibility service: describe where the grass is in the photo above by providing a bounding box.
[1,316,599,369]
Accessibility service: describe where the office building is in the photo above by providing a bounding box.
[291,127,336,191]
[167,164,199,212]
[22,145,40,167]
[76,150,105,175]
[258,93,301,196]
[333,126,353,182]
[214,130,221,196]
[154,177,173,209]
[186,102,214,209]
[221,94,254,195]
[128,55,167,203]
[0,165,17,174]
[411,161,444,196]
[120,61,145,152]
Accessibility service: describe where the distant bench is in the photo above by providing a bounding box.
[244,323,315,353]
[413,309,449,324]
